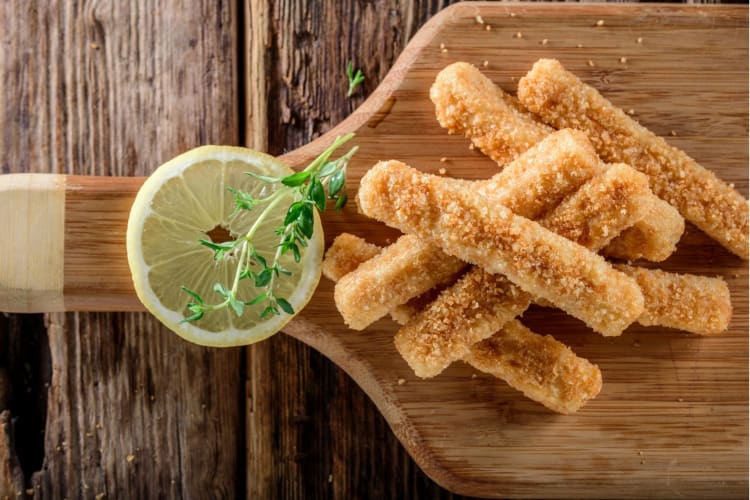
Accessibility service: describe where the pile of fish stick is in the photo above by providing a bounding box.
[322,60,745,415]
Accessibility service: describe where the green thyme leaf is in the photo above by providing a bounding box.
[334,192,348,211]
[281,171,311,187]
[255,268,273,287]
[297,203,314,239]
[328,170,345,197]
[213,283,230,298]
[181,286,204,305]
[276,297,294,315]
[310,176,326,212]
[245,172,280,183]
[229,296,245,317]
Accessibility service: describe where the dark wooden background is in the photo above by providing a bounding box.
[0,1,729,499]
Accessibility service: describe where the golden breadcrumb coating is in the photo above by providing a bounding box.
[518,58,749,259]
[430,61,552,167]
[393,163,655,377]
[322,234,599,414]
[323,232,733,336]
[540,164,652,250]
[394,267,531,378]
[478,129,603,220]
[320,233,444,325]
[389,287,445,325]
[603,198,684,262]
[335,130,599,331]
[357,160,644,336]
[616,265,732,335]
[322,233,382,282]
[431,61,682,262]
[334,234,465,330]
[465,320,602,414]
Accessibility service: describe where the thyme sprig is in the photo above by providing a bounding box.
[346,61,365,97]
[181,134,357,323]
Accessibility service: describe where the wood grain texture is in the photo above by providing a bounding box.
[274,4,748,498]
[244,1,465,498]
[0,1,746,499]
[0,0,244,498]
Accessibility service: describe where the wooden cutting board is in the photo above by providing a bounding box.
[1,3,747,498]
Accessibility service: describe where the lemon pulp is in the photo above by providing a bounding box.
[127,146,323,347]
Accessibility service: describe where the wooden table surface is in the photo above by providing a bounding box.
[0,1,737,499]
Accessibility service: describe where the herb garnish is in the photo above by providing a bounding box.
[181,134,357,323]
[346,61,365,97]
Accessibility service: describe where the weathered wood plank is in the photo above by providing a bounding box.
[244,1,747,498]
[1,0,243,497]
[244,1,468,498]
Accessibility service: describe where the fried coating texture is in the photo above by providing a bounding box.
[395,164,653,377]
[477,128,603,220]
[322,234,600,414]
[517,58,749,259]
[431,61,684,262]
[616,265,732,335]
[602,198,684,262]
[465,320,603,414]
[336,129,600,331]
[394,267,532,378]
[334,234,465,330]
[390,287,445,326]
[322,233,382,281]
[540,164,652,249]
[430,61,553,167]
[357,160,644,337]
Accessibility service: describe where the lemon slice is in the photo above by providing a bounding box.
[127,145,323,347]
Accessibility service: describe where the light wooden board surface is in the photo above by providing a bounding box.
[280,4,749,498]
[0,3,747,498]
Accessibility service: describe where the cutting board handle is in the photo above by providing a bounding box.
[0,174,147,312]
[0,174,67,311]
[0,0,447,313]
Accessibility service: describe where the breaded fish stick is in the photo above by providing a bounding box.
[431,61,684,262]
[465,320,602,414]
[430,61,553,167]
[395,164,652,377]
[517,58,749,259]
[540,164,653,249]
[325,233,733,336]
[322,237,601,414]
[357,160,645,337]
[477,128,603,220]
[322,233,381,281]
[335,129,600,330]
[616,265,732,335]
[394,268,531,378]
[602,198,684,262]
[334,234,465,330]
